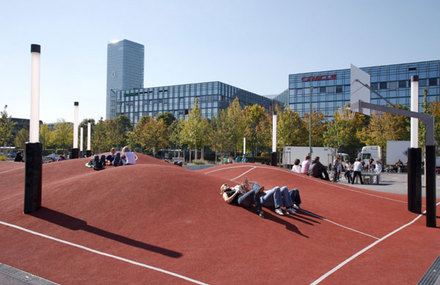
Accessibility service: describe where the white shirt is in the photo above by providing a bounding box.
[292,164,302,173]
[353,161,362,172]
[301,160,310,174]
[124,152,136,165]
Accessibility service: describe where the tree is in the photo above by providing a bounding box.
[39,124,52,151]
[304,110,327,147]
[14,128,29,149]
[0,105,16,146]
[133,115,169,156]
[52,119,73,153]
[225,98,246,155]
[209,109,234,158]
[156,112,176,127]
[243,104,271,155]
[277,105,307,148]
[361,105,410,153]
[180,98,210,161]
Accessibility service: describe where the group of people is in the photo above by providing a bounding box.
[291,155,383,185]
[87,146,137,170]
[291,155,330,181]
[220,178,302,218]
[222,155,248,164]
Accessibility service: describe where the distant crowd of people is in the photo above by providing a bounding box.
[86,146,137,170]
[290,155,383,185]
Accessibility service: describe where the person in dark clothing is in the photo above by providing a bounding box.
[309,156,330,181]
[220,180,265,218]
[14,152,24,162]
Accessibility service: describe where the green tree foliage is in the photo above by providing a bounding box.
[180,98,209,160]
[39,124,52,150]
[52,120,73,152]
[225,98,246,154]
[14,128,29,149]
[277,105,307,148]
[0,106,16,146]
[244,104,271,155]
[303,110,327,147]
[132,115,169,156]
[156,112,176,127]
[361,105,410,152]
[209,109,234,155]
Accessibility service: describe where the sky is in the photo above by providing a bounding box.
[1,0,439,124]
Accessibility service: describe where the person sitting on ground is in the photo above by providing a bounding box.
[301,155,311,175]
[220,180,265,218]
[260,186,300,215]
[106,147,117,165]
[113,146,137,166]
[291,158,302,173]
[352,158,364,184]
[14,152,24,162]
[309,156,330,180]
[241,155,248,163]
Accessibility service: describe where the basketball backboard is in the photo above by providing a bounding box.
[350,64,371,116]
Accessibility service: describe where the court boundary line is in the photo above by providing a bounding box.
[205,165,406,204]
[226,166,380,240]
[0,221,209,285]
[310,202,440,285]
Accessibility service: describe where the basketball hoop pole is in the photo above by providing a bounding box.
[355,100,436,227]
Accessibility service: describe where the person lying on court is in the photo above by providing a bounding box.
[260,186,302,216]
[220,179,265,218]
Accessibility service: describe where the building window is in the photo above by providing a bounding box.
[389,81,398,90]
[379,82,387,89]
[398,80,407,88]
[429,78,438,86]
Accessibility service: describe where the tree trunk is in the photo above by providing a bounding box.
[201,147,205,161]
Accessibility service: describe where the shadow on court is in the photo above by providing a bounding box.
[31,207,183,258]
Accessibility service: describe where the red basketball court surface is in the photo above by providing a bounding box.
[0,154,439,284]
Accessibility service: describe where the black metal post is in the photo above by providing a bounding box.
[407,148,422,213]
[425,145,436,227]
[271,152,277,166]
[24,142,42,213]
[71,148,79,159]
[86,150,92,157]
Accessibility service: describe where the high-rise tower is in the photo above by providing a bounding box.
[106,39,144,119]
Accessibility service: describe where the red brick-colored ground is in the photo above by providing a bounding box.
[0,155,438,284]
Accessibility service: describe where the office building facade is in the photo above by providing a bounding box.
[115,81,272,124]
[106,39,144,119]
[278,60,440,119]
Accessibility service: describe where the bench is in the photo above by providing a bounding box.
[360,172,381,184]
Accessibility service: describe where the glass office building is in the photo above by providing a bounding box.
[278,60,440,119]
[106,39,144,119]
[115,81,272,124]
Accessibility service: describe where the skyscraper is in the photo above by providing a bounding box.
[106,39,144,119]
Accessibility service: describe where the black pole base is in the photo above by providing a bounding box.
[425,145,436,227]
[271,152,277,166]
[71,148,79,159]
[407,148,422,213]
[86,150,92,157]
[24,142,42,214]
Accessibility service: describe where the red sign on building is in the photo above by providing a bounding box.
[301,74,337,82]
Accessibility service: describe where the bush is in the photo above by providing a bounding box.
[0,155,6,161]
[193,160,207,165]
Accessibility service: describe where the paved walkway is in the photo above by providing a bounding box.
[335,172,440,197]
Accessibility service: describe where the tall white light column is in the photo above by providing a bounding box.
[25,44,43,214]
[71,102,79,158]
[410,76,419,148]
[80,127,84,153]
[86,122,92,157]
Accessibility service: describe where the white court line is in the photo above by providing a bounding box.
[205,165,406,204]
[231,167,256,181]
[0,221,209,285]
[0,167,25,175]
[310,202,440,285]
[214,165,380,240]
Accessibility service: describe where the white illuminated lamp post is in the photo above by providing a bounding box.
[243,137,246,159]
[408,75,422,214]
[80,127,84,157]
[86,122,92,157]
[24,44,43,214]
[71,102,79,158]
[271,112,277,166]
